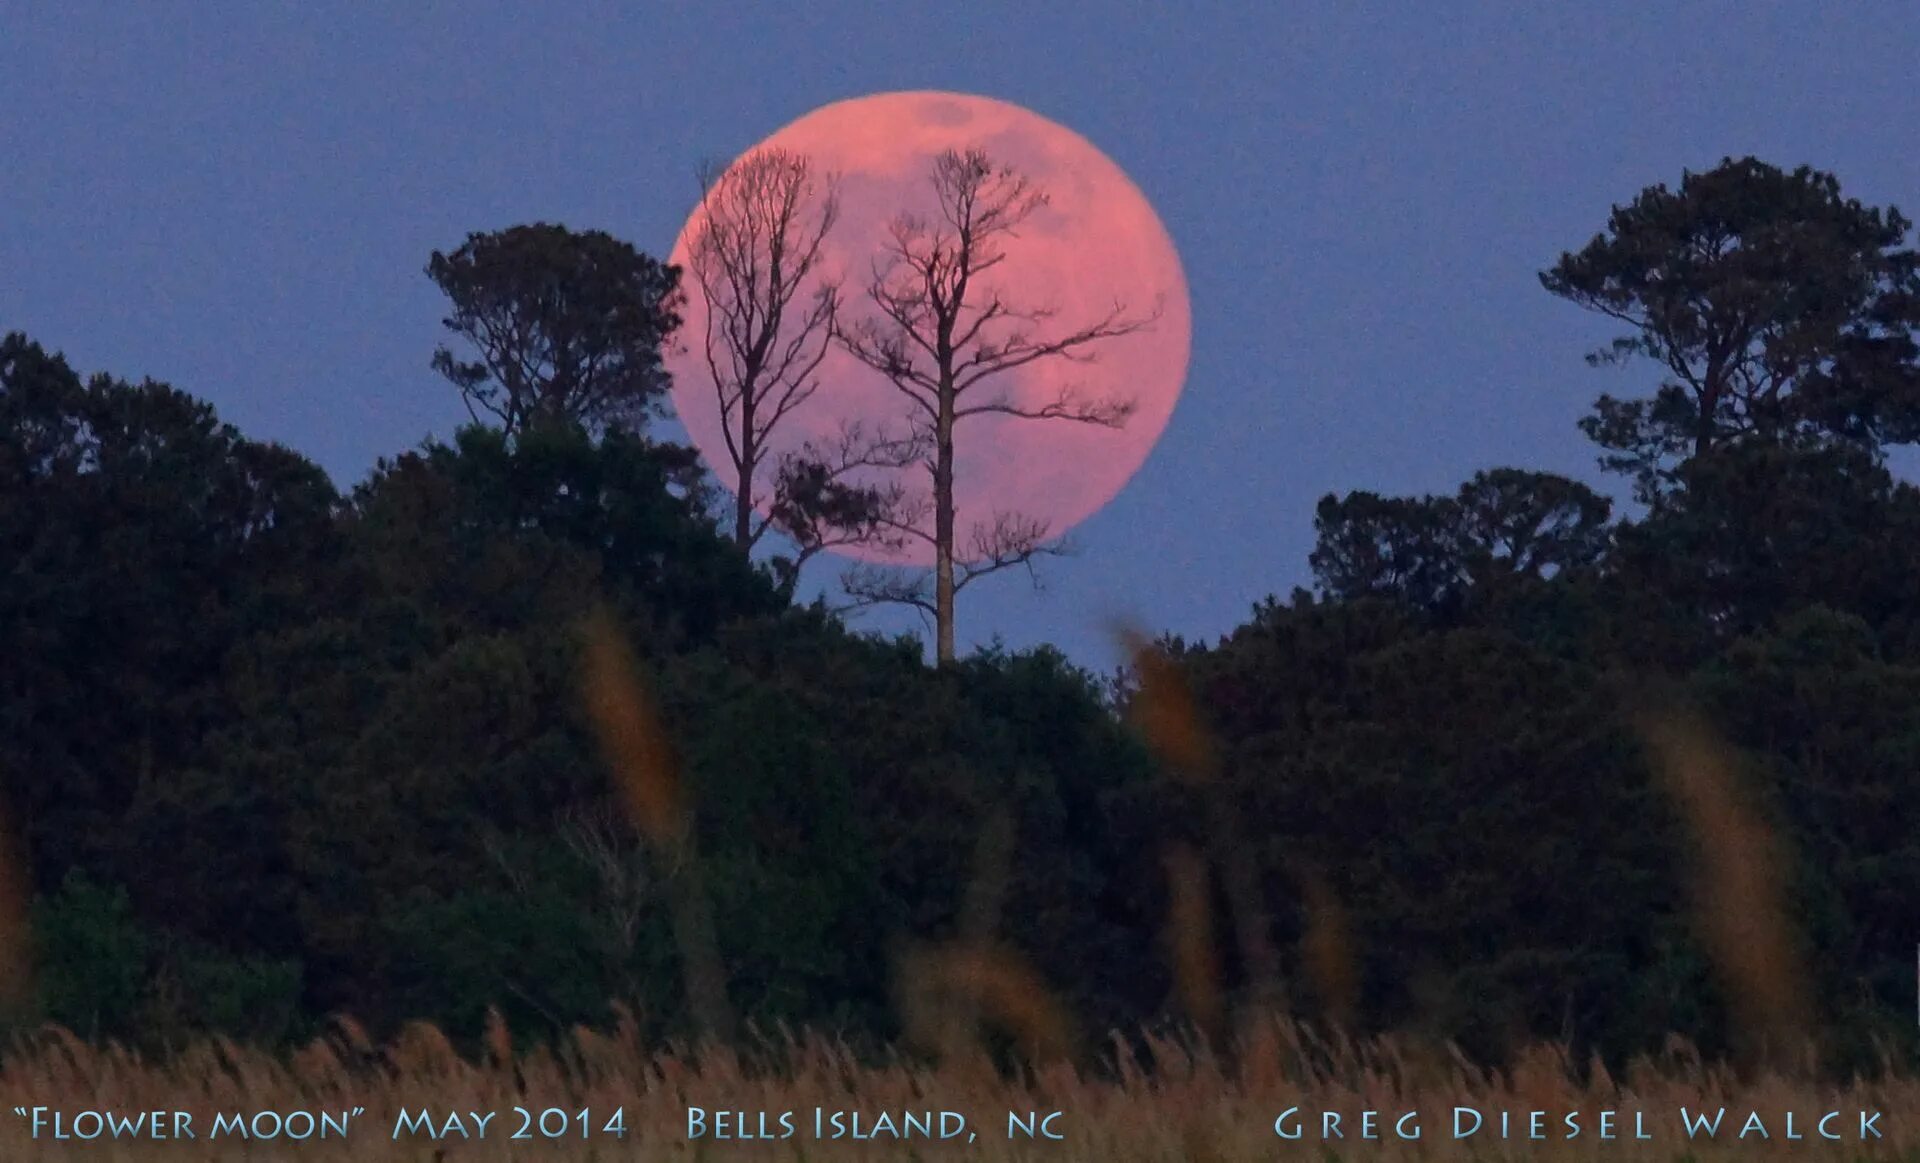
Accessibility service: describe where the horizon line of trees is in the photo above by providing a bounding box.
[2,153,1918,1075]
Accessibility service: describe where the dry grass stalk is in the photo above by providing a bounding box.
[1118,627,1284,1030]
[0,1017,1911,1160]
[1296,863,1358,1031]
[1162,842,1225,1048]
[898,942,1077,1069]
[578,602,735,1044]
[1117,627,1215,783]
[914,809,1023,1058]
[1636,709,1814,1068]
[579,604,685,849]
[482,1005,512,1069]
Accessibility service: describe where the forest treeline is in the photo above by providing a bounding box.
[2,156,1918,1072]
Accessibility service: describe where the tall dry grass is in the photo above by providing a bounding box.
[1635,709,1814,1069]
[0,1017,1915,1159]
[579,604,734,1045]
[0,618,1908,1157]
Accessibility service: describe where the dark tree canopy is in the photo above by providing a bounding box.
[1310,470,1611,611]
[1454,468,1613,584]
[1610,439,1920,644]
[1542,157,1920,498]
[1,332,339,962]
[427,224,685,436]
[1310,491,1462,610]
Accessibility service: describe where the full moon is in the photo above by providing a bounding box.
[665,90,1192,564]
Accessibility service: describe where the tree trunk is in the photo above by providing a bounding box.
[733,475,754,548]
[934,399,956,665]
[734,400,757,547]
[1694,369,1722,458]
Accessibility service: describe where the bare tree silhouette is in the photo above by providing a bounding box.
[837,148,1159,662]
[686,148,918,583]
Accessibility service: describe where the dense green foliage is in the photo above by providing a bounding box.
[3,157,1919,1071]
[1541,157,1920,500]
[427,223,685,435]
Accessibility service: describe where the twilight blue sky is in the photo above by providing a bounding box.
[4,4,1916,668]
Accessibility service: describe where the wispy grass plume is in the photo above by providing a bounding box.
[579,603,734,1043]
[1116,627,1215,784]
[1636,708,1813,1069]
[1,1018,1908,1160]
[916,808,1021,1057]
[897,941,1077,1068]
[1295,861,1357,1031]
[1162,842,1225,1046]
[1118,626,1284,1032]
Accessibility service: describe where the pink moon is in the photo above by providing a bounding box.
[665,90,1192,565]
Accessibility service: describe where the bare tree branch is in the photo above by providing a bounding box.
[765,419,931,580]
[953,297,1162,392]
[956,380,1139,426]
[556,799,654,956]
[832,147,1156,661]
[953,510,1074,592]
[686,148,843,550]
[839,562,937,617]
